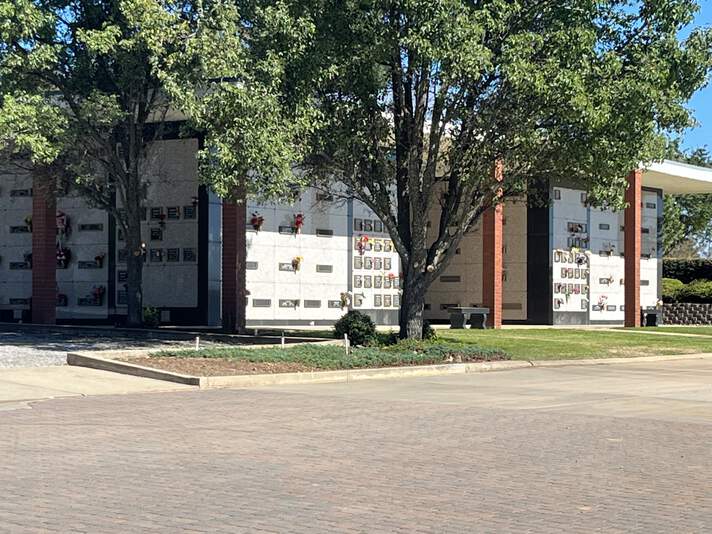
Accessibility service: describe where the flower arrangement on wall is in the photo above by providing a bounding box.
[91,285,106,304]
[291,256,303,271]
[94,253,106,268]
[250,212,265,231]
[56,211,70,238]
[24,215,32,232]
[56,245,71,269]
[597,295,608,309]
[294,213,305,234]
[339,291,351,309]
[356,235,369,255]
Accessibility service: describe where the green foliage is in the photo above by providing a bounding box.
[661,278,685,303]
[663,140,712,256]
[143,307,161,328]
[157,1,321,202]
[159,341,509,370]
[677,279,712,304]
[0,0,319,325]
[333,311,376,346]
[422,320,436,341]
[663,259,712,283]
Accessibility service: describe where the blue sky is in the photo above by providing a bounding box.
[680,3,712,151]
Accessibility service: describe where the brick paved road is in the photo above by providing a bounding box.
[1,359,711,533]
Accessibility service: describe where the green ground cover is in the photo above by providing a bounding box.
[157,342,507,369]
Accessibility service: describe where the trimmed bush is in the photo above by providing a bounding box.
[143,306,160,328]
[663,259,712,283]
[422,319,437,340]
[334,310,376,346]
[677,279,712,304]
[662,278,684,303]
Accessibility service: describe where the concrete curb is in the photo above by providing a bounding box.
[67,350,712,390]
[67,352,201,386]
[67,351,532,388]
[528,353,712,367]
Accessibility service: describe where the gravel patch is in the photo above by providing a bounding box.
[0,331,233,369]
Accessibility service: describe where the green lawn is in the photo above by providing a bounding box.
[436,328,712,360]
[624,326,712,336]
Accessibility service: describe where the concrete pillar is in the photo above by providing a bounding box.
[221,184,247,333]
[31,175,57,324]
[624,169,642,327]
[482,160,504,328]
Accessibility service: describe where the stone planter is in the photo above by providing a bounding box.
[663,303,712,325]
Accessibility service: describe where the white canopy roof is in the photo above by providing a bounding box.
[643,160,712,194]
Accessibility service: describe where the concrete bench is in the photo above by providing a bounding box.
[447,307,490,329]
[641,308,662,327]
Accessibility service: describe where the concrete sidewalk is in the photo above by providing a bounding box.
[0,366,194,406]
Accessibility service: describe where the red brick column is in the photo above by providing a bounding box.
[482,160,504,328]
[31,175,56,324]
[624,169,642,327]
[221,183,247,333]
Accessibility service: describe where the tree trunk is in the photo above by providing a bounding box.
[399,272,427,340]
[124,202,144,327]
[125,228,144,327]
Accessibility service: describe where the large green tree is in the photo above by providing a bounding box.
[0,0,313,327]
[297,0,712,338]
[663,140,712,256]
[0,0,219,325]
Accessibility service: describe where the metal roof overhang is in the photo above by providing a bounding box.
[643,160,712,194]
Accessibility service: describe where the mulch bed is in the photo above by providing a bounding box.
[119,354,509,377]
[120,356,319,376]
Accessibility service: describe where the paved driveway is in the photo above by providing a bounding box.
[1,359,711,533]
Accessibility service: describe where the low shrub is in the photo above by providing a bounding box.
[334,310,376,346]
[143,306,160,328]
[662,278,684,303]
[677,279,712,304]
[422,319,437,340]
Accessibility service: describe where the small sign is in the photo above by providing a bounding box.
[9,226,30,234]
[78,297,102,306]
[166,248,180,262]
[9,262,30,270]
[10,189,31,197]
[183,205,196,219]
[78,261,101,269]
[167,207,180,220]
[9,298,30,305]
[78,223,103,232]
[182,248,196,262]
[150,249,163,262]
[150,227,163,241]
